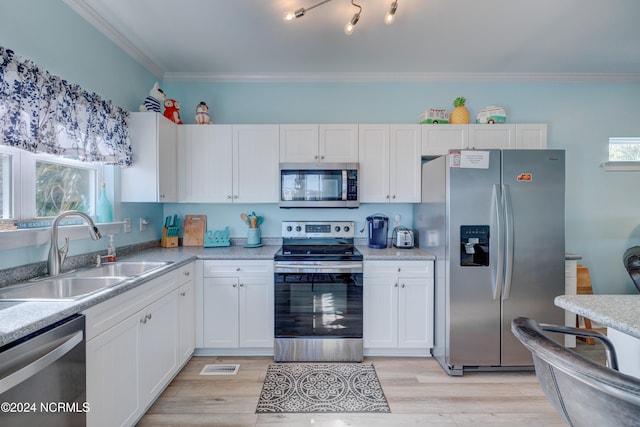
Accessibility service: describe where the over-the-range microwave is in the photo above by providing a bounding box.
[279,163,359,208]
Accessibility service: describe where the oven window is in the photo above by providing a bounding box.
[275,272,363,338]
[281,170,343,201]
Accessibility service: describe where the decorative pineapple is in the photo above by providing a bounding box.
[450,97,470,124]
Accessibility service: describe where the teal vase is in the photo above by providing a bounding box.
[97,183,113,223]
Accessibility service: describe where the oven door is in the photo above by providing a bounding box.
[274,262,363,339]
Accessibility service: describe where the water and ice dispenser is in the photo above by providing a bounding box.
[460,225,490,266]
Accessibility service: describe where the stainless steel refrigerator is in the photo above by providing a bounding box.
[414,149,565,376]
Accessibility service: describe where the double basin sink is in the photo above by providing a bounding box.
[0,261,173,302]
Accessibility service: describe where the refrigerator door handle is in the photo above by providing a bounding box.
[502,184,514,300]
[492,184,504,300]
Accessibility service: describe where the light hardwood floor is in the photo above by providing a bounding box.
[137,340,605,427]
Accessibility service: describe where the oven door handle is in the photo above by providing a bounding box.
[274,263,363,271]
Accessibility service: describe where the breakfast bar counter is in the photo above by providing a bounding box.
[555,294,640,377]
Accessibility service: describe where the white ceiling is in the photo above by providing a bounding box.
[64,0,640,82]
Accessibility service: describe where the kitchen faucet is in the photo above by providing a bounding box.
[48,210,102,276]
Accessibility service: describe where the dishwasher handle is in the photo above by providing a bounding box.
[0,329,83,395]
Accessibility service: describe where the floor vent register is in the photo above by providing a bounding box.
[199,364,240,376]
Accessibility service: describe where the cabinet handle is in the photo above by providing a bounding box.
[320,155,325,160]
[140,317,146,324]
[233,283,237,287]
[392,195,396,199]
[227,195,232,199]
[314,155,318,159]
[394,283,398,287]
[147,314,152,320]
[401,283,405,288]
[180,291,186,296]
[236,267,241,271]
[386,195,390,199]
[397,267,401,272]
[184,271,190,276]
[239,283,244,287]
[233,195,239,199]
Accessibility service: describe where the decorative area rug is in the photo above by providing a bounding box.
[256,363,390,413]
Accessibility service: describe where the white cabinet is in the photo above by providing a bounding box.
[177,263,195,363]
[280,124,358,163]
[421,124,468,156]
[85,262,195,427]
[177,124,233,203]
[364,260,434,356]
[421,123,547,156]
[201,260,274,352]
[121,112,178,202]
[359,124,421,203]
[177,124,278,203]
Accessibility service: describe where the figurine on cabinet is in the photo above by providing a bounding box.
[195,101,212,124]
[139,82,166,113]
[163,99,183,124]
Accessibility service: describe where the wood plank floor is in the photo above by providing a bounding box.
[137,340,605,427]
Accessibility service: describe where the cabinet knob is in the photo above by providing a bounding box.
[397,267,401,272]
[233,195,239,199]
[233,283,237,287]
[180,291,186,296]
[392,195,396,199]
[320,155,325,160]
[184,271,190,276]
[236,267,241,271]
[386,195,390,199]
[227,195,232,199]
[394,283,398,287]
[239,283,244,287]
[401,283,405,288]
[140,317,146,324]
[147,313,152,320]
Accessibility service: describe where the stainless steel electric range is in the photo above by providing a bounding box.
[273,220,364,362]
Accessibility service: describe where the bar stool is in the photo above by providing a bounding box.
[576,264,595,345]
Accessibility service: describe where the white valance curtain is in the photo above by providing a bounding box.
[0,46,132,165]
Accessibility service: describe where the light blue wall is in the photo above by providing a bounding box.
[163,80,640,294]
[2,1,640,295]
[0,0,163,268]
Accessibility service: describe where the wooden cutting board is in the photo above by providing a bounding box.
[183,215,206,246]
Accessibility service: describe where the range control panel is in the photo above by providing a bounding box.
[281,221,355,239]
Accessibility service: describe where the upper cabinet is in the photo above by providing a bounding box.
[421,124,547,156]
[177,124,279,204]
[280,124,358,163]
[121,112,178,202]
[359,124,421,203]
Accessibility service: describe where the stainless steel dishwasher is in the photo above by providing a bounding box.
[0,313,87,426]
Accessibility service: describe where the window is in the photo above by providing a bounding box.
[604,137,640,171]
[0,146,103,223]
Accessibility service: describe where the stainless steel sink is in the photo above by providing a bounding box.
[0,276,127,301]
[77,261,172,278]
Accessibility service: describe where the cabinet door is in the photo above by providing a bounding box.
[86,314,140,427]
[363,277,398,348]
[239,276,273,348]
[178,280,195,363]
[157,114,178,201]
[203,277,240,347]
[468,124,515,150]
[421,124,468,156]
[280,124,319,162]
[178,125,233,202]
[234,125,279,203]
[138,291,179,407]
[515,124,547,149]
[319,124,359,162]
[358,125,390,203]
[390,124,421,203]
[398,277,433,348]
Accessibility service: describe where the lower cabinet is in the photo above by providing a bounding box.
[364,260,434,356]
[199,260,274,354]
[85,262,194,427]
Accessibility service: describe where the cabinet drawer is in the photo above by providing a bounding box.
[177,262,194,285]
[203,260,273,277]
[364,260,433,277]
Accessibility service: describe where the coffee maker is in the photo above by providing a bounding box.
[366,214,388,248]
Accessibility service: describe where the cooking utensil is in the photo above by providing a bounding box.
[240,213,249,226]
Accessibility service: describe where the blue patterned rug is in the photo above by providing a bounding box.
[256,363,390,413]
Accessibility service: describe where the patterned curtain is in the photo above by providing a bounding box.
[0,46,132,165]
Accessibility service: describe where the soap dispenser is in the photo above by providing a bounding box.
[107,235,116,262]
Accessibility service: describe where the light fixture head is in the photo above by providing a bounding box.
[283,7,306,22]
[344,12,360,35]
[384,1,398,25]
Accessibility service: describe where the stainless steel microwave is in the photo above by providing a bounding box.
[279,163,359,208]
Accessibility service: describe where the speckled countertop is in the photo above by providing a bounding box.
[555,295,640,339]
[0,244,435,347]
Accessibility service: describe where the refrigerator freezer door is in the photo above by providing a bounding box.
[500,150,565,366]
[447,150,502,368]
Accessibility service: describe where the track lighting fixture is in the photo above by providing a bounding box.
[344,1,362,35]
[385,1,398,25]
[284,0,400,34]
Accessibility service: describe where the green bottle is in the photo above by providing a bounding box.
[97,182,113,223]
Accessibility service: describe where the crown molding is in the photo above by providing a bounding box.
[162,71,640,83]
[63,0,165,78]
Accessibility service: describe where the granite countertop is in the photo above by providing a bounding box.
[0,244,435,347]
[555,294,640,339]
